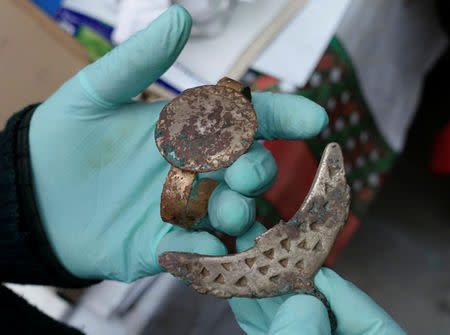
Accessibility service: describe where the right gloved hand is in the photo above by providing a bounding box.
[229,223,406,335]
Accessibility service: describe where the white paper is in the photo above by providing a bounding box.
[108,1,291,91]
[252,0,351,87]
[112,0,170,45]
[160,61,206,92]
[174,0,290,85]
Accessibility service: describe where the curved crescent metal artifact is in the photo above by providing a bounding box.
[159,143,350,330]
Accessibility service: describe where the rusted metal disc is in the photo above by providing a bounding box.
[155,85,257,172]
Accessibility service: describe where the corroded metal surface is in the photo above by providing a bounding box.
[217,77,252,102]
[217,77,245,92]
[159,143,350,330]
[160,166,197,230]
[161,171,219,230]
[155,84,257,172]
[157,78,257,229]
[186,178,219,226]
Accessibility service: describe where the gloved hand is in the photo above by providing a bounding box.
[229,223,407,335]
[28,6,328,283]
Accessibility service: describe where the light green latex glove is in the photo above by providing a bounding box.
[29,6,328,283]
[229,223,407,335]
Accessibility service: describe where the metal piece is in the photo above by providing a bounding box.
[156,78,257,229]
[160,166,196,230]
[217,77,252,101]
[155,84,257,172]
[159,143,350,330]
[217,77,245,91]
[161,171,219,230]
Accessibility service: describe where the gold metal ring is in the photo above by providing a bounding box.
[155,77,257,229]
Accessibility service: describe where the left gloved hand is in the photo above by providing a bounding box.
[229,223,407,335]
[28,6,328,283]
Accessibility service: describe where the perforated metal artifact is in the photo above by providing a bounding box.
[159,143,350,331]
[155,77,257,229]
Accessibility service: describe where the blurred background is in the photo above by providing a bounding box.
[1,0,450,334]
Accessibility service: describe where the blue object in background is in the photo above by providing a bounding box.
[31,0,62,17]
[54,8,114,40]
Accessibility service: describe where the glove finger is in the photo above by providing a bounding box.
[156,227,227,271]
[208,183,255,236]
[314,268,407,335]
[224,142,277,197]
[268,295,331,335]
[229,294,294,335]
[252,92,328,140]
[229,297,271,335]
[236,221,267,252]
[200,169,226,183]
[76,5,191,108]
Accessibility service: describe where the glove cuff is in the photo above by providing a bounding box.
[10,104,99,287]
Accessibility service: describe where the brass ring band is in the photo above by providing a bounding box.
[160,166,219,230]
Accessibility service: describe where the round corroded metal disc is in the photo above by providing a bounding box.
[155,85,257,172]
